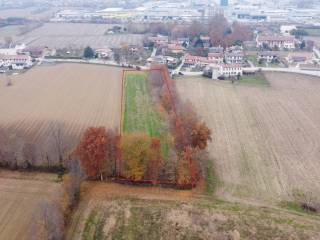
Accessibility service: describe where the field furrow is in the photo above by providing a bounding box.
[175,73,320,202]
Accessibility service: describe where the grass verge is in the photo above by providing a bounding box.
[122,71,169,158]
[246,55,259,66]
[238,73,269,86]
[205,161,218,195]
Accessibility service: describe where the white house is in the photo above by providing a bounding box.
[225,52,244,64]
[0,54,33,69]
[257,51,280,63]
[256,35,295,49]
[148,35,169,45]
[287,52,314,64]
[95,48,113,59]
[209,46,224,53]
[221,64,243,78]
[167,43,186,54]
[208,63,243,79]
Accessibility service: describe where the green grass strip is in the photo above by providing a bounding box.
[122,71,169,158]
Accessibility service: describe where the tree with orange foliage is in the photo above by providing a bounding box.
[176,147,195,183]
[145,137,164,180]
[191,122,212,150]
[75,127,110,181]
[121,133,152,180]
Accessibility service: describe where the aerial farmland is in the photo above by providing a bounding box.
[10,23,145,49]
[1,62,320,240]
[0,63,122,165]
[1,1,320,238]
[176,72,320,203]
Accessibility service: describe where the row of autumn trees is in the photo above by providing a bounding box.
[75,66,211,185]
[149,66,212,183]
[137,14,253,48]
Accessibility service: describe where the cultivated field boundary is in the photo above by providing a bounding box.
[115,68,198,189]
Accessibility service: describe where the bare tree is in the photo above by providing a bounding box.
[53,123,64,166]
[65,156,84,206]
[22,142,37,167]
[29,201,64,240]
[51,122,73,168]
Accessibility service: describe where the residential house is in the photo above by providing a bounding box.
[257,51,280,63]
[95,48,113,59]
[208,52,224,63]
[176,37,190,47]
[0,54,33,69]
[167,43,186,54]
[200,35,211,48]
[256,35,295,50]
[165,56,179,67]
[287,52,314,63]
[221,64,243,78]
[209,46,224,53]
[184,54,223,69]
[148,35,169,46]
[227,45,243,53]
[225,52,244,64]
[208,63,243,79]
[184,54,206,66]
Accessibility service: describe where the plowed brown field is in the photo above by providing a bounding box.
[12,23,145,49]
[0,63,122,164]
[0,170,61,240]
[175,72,320,202]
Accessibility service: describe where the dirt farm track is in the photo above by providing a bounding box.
[176,72,320,202]
[0,63,122,164]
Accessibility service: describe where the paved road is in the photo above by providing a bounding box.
[41,58,320,78]
[259,67,320,77]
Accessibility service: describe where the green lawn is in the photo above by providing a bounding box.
[122,71,169,157]
[246,55,268,67]
[239,74,269,86]
[246,55,258,66]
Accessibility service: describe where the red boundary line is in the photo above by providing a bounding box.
[116,67,197,187]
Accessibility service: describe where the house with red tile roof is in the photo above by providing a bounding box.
[0,54,33,69]
[256,35,295,49]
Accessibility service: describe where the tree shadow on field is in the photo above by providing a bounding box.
[0,120,89,171]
